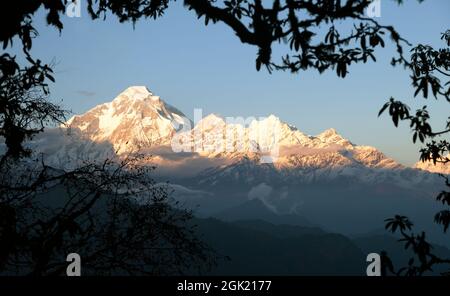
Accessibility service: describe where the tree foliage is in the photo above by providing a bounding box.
[0,154,214,275]
[87,0,411,76]
[379,30,450,275]
[0,0,216,275]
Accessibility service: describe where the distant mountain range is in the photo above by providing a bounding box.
[23,86,449,245]
[36,86,446,178]
[414,154,450,174]
[194,217,450,275]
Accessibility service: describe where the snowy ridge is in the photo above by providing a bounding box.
[414,155,450,174]
[66,86,190,153]
[29,86,441,187]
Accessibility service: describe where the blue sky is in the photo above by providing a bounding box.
[14,0,450,166]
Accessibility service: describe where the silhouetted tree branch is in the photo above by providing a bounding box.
[1,0,218,275]
[0,154,215,275]
[379,29,450,276]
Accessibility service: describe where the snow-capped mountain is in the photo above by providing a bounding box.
[414,155,450,174]
[66,86,190,153]
[61,86,400,168]
[39,86,440,188]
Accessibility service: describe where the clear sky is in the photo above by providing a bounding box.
[14,0,450,166]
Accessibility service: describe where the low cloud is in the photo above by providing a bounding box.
[146,145,230,177]
[248,183,278,213]
[248,183,273,200]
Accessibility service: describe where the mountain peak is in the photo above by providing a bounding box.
[267,114,280,121]
[66,86,190,152]
[124,85,152,95]
[319,128,338,136]
[314,128,355,148]
[415,154,450,174]
[316,128,345,141]
[197,113,225,125]
[113,86,154,103]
